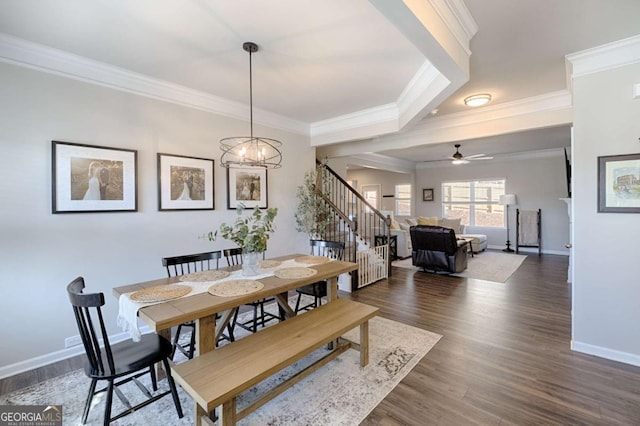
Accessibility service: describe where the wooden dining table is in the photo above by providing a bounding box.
[112,253,358,356]
[113,253,358,423]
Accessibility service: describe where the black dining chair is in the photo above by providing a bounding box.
[162,251,234,360]
[67,277,183,425]
[295,240,345,313]
[223,248,281,333]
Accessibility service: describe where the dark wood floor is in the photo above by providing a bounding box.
[348,252,640,425]
[3,252,640,425]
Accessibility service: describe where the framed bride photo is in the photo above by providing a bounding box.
[52,141,138,213]
[157,153,215,211]
[227,165,268,209]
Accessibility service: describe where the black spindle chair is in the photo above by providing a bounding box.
[162,251,234,360]
[223,248,281,333]
[295,240,345,313]
[67,277,183,425]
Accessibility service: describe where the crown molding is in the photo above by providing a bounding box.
[345,153,416,174]
[411,90,572,132]
[0,32,308,136]
[566,34,640,78]
[429,0,478,55]
[310,103,398,139]
[311,60,449,144]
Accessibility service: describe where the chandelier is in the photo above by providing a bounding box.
[220,42,282,169]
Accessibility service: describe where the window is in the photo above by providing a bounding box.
[395,184,411,216]
[360,184,380,213]
[441,179,505,227]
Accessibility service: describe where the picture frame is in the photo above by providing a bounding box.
[423,188,434,202]
[157,153,215,211]
[598,153,640,213]
[52,141,137,213]
[227,166,268,209]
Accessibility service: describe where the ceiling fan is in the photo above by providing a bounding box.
[450,144,493,165]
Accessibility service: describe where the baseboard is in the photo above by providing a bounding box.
[571,340,640,367]
[486,245,569,256]
[0,326,153,380]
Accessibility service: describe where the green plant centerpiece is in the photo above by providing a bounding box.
[295,164,333,240]
[219,205,278,276]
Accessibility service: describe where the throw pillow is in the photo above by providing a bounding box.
[439,217,463,234]
[417,216,438,226]
[405,218,418,226]
[390,220,400,230]
[399,222,411,232]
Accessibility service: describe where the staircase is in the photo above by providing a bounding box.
[315,160,391,290]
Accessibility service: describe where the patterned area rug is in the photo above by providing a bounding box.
[0,299,441,425]
[393,250,527,283]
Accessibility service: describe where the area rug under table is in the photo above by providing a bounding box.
[393,250,527,283]
[0,308,442,425]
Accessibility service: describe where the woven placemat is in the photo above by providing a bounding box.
[129,284,191,303]
[208,279,264,297]
[260,259,282,269]
[179,270,231,282]
[295,255,330,265]
[274,267,319,279]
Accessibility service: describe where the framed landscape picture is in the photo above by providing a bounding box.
[598,153,640,213]
[157,153,214,211]
[423,188,434,202]
[52,141,137,213]
[227,166,268,209]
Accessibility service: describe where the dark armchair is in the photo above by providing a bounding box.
[410,225,468,273]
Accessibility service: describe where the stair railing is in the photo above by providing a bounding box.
[315,160,392,287]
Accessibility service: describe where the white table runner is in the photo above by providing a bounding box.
[117,257,332,341]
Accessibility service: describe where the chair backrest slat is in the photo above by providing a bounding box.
[67,277,116,375]
[223,248,243,266]
[310,240,345,261]
[162,251,222,277]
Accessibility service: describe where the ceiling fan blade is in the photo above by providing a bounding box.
[470,156,493,160]
[464,153,487,159]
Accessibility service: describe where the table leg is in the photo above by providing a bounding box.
[275,292,295,319]
[327,276,339,350]
[215,309,236,342]
[157,328,171,379]
[326,276,338,302]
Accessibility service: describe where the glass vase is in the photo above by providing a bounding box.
[242,251,261,277]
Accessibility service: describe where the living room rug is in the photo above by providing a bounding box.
[0,303,441,425]
[393,250,527,283]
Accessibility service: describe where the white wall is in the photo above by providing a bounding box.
[345,168,414,216]
[414,153,571,254]
[0,62,313,372]
[572,61,640,363]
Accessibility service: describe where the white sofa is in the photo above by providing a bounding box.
[399,217,488,254]
[391,228,412,258]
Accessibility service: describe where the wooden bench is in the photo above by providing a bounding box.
[171,298,379,425]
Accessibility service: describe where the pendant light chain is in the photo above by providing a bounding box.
[249,46,253,139]
[219,41,283,169]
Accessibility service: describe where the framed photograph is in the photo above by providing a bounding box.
[598,153,640,213]
[423,188,434,202]
[227,166,268,209]
[157,153,214,211]
[52,141,137,213]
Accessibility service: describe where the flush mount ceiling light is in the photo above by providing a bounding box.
[464,93,492,107]
[220,42,282,169]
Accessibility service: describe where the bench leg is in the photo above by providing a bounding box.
[195,315,217,425]
[222,398,237,426]
[360,321,369,367]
